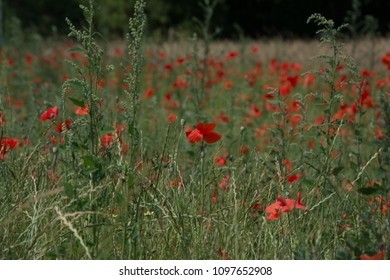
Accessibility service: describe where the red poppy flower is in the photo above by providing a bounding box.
[176,57,185,65]
[215,155,227,166]
[214,247,229,260]
[212,189,218,204]
[360,249,385,260]
[265,191,308,220]
[168,113,177,124]
[115,48,124,57]
[303,73,315,88]
[224,79,233,90]
[115,123,126,134]
[314,115,325,125]
[159,51,166,60]
[381,52,390,70]
[25,53,33,65]
[167,178,183,188]
[56,119,72,133]
[164,64,173,71]
[186,123,222,144]
[101,133,115,147]
[213,112,230,123]
[75,105,89,115]
[144,88,156,99]
[251,45,260,54]
[0,137,18,159]
[266,210,280,220]
[288,173,301,183]
[98,79,106,88]
[376,126,383,141]
[286,75,299,88]
[173,76,187,88]
[280,85,291,96]
[40,107,59,122]
[218,175,230,191]
[265,198,291,219]
[290,114,303,127]
[276,196,296,212]
[250,202,263,217]
[249,103,261,117]
[225,51,239,59]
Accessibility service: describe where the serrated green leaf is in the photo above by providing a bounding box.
[69,97,85,107]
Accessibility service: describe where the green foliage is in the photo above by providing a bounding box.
[63,0,106,157]
[188,0,221,119]
[124,0,146,134]
[306,12,389,261]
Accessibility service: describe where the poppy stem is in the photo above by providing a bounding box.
[200,140,205,215]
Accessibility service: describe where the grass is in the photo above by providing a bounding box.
[0,3,389,260]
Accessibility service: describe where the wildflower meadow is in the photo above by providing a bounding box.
[0,0,389,260]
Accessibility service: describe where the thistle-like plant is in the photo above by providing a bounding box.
[307,14,348,125]
[60,0,117,258]
[122,0,146,164]
[118,0,147,260]
[305,14,351,197]
[189,0,221,118]
[63,0,104,157]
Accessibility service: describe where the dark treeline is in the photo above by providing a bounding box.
[3,0,390,40]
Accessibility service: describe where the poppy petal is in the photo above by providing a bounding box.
[265,201,282,213]
[204,132,222,143]
[40,107,59,122]
[186,129,203,144]
[296,191,308,210]
[266,211,280,220]
[196,122,216,134]
[282,198,296,212]
[75,105,89,115]
[360,250,385,260]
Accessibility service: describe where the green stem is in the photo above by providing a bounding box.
[200,140,205,215]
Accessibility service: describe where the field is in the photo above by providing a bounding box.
[0,3,389,260]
